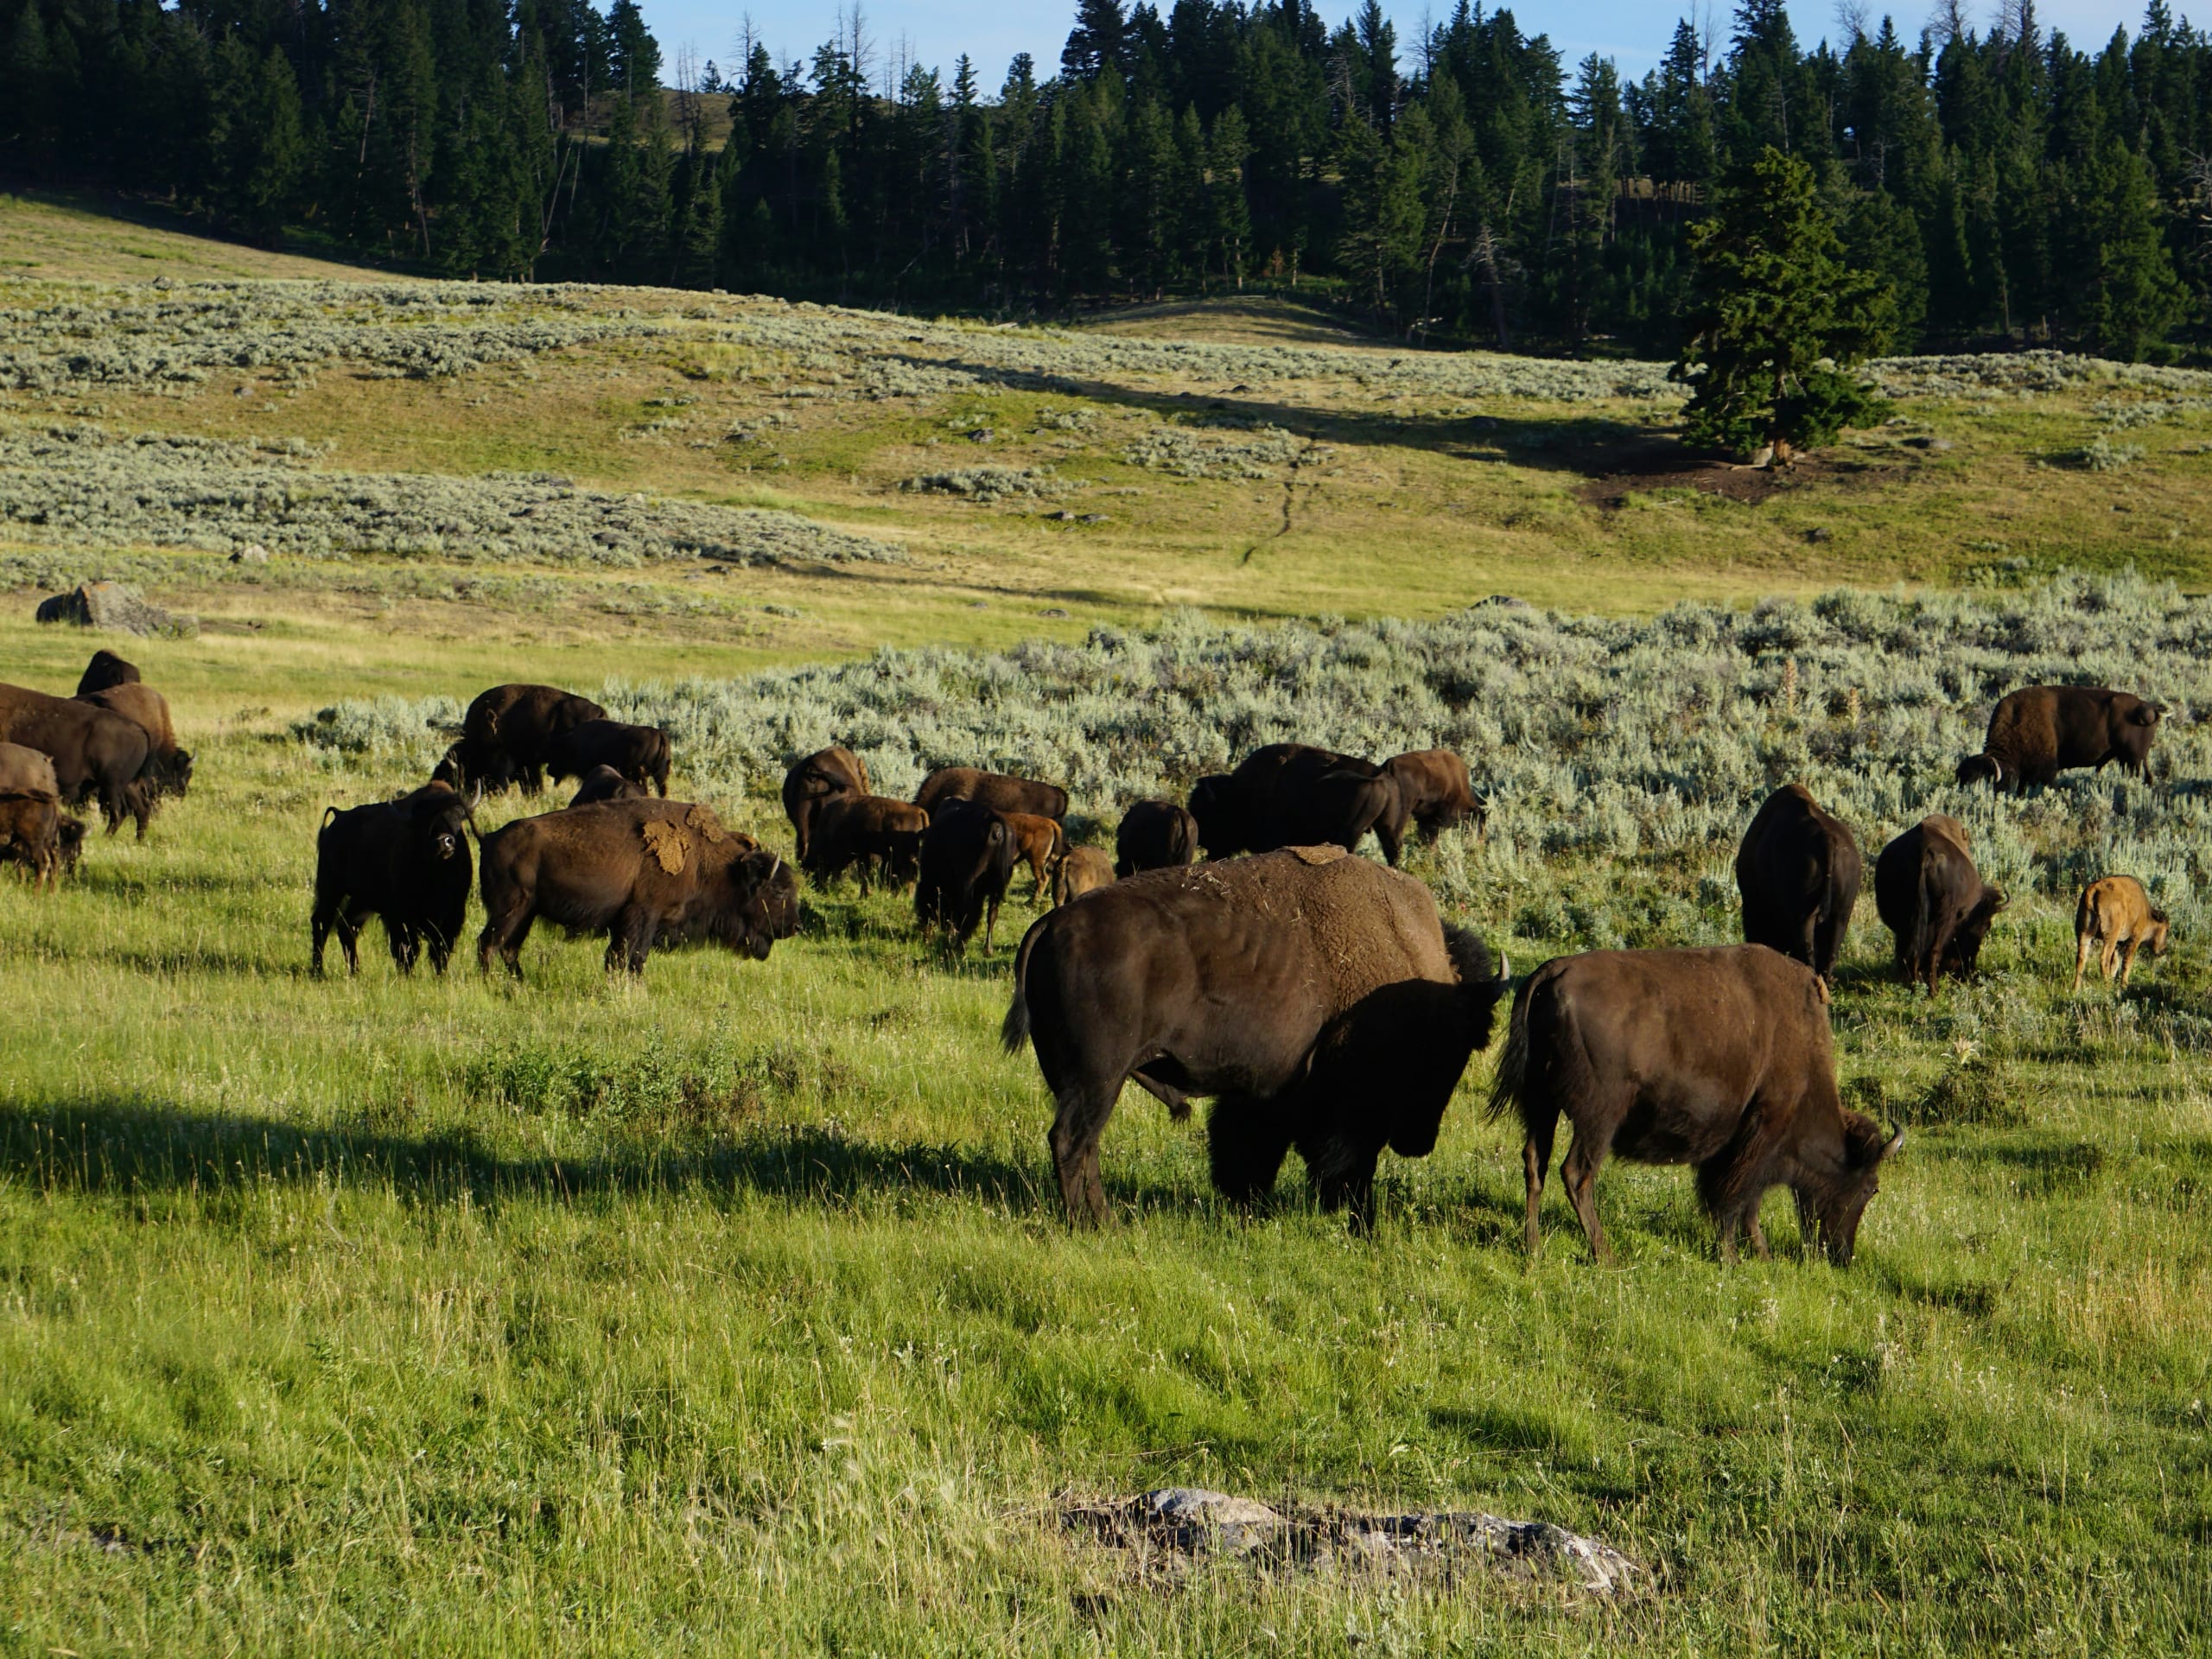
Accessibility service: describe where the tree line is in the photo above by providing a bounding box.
[3,0,2207,359]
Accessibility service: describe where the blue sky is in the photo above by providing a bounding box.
[647,0,2144,90]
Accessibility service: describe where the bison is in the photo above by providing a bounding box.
[1114,798,1199,878]
[0,682,154,837]
[1874,816,2006,995]
[1957,686,2163,791]
[79,682,192,799]
[435,683,608,795]
[804,793,930,894]
[545,719,671,797]
[311,782,475,976]
[0,741,60,798]
[1187,745,1408,866]
[914,766,1069,823]
[915,798,1018,951]
[2073,875,2170,990]
[1489,944,1903,1266]
[1382,749,1482,839]
[477,798,798,978]
[75,649,140,696]
[1003,846,1510,1229]
[781,747,872,861]
[570,765,645,806]
[1052,846,1116,906]
[0,791,67,887]
[1734,784,1862,980]
[1003,811,1067,904]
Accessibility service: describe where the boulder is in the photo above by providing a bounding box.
[35,582,198,639]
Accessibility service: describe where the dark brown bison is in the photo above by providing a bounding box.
[1004,846,1510,1228]
[75,649,140,696]
[1052,846,1116,906]
[435,683,608,795]
[0,683,154,837]
[915,798,1018,951]
[1735,784,1861,980]
[0,791,67,887]
[78,683,192,799]
[570,766,645,806]
[1489,944,1903,1266]
[1114,798,1199,877]
[477,798,798,978]
[781,747,872,861]
[914,766,1069,823]
[1382,749,1482,837]
[804,794,930,894]
[0,741,60,798]
[1957,686,2163,790]
[311,782,475,976]
[1187,745,1408,866]
[1874,816,2006,995]
[545,719,671,797]
[1003,811,1067,903]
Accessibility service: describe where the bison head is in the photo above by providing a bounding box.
[1800,1114,1904,1268]
[1955,753,2003,789]
[1946,885,2008,978]
[1186,775,1246,858]
[717,852,800,959]
[1382,927,1512,1160]
[2147,907,2173,957]
[165,748,195,798]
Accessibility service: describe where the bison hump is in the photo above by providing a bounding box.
[1286,843,1348,866]
[683,804,729,843]
[641,818,689,874]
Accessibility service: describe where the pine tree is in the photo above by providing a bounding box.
[2059,136,2186,359]
[1062,0,1127,81]
[1207,105,1253,286]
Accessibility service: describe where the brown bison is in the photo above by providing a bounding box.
[312,782,475,976]
[1490,944,1903,1266]
[0,791,67,887]
[0,741,60,798]
[546,719,671,797]
[781,747,872,861]
[805,794,930,894]
[1114,799,1199,877]
[570,765,645,806]
[1187,744,1408,866]
[915,766,1069,823]
[1957,686,2163,790]
[1382,749,1482,838]
[1003,846,1510,1228]
[79,683,192,799]
[915,798,1018,951]
[435,683,608,795]
[0,682,155,837]
[2074,875,2170,989]
[1735,784,1861,980]
[1003,811,1067,903]
[1052,846,1116,906]
[75,649,140,696]
[1874,817,2006,995]
[477,798,798,979]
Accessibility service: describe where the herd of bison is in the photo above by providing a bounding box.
[0,658,2178,1266]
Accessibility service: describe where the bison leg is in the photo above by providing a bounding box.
[477,910,533,980]
[1521,1115,1558,1256]
[983,893,1004,953]
[310,899,338,978]
[1047,1082,1119,1226]
[334,904,369,976]
[2120,938,2142,986]
[389,919,421,975]
[1560,1134,1614,1265]
[1313,1154,1380,1234]
[1207,1093,1293,1206]
[2074,931,2095,992]
[605,907,657,976]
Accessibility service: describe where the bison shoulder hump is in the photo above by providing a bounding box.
[683,804,730,843]
[641,818,690,874]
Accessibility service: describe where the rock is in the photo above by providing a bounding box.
[968,429,994,443]
[1748,444,1776,468]
[1137,1489,1287,1554]
[1039,607,1070,618]
[35,582,197,639]
[1805,526,1834,544]
[231,543,270,565]
[1477,594,1535,611]
[1077,513,1110,524]
[1338,1512,1643,1594]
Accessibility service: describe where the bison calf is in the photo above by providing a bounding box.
[312,783,474,976]
[1114,798,1198,877]
[1003,811,1066,904]
[1874,816,2005,995]
[806,794,929,894]
[1490,944,1903,1266]
[1052,845,1116,906]
[915,799,1017,951]
[2074,876,2170,989]
[0,791,66,887]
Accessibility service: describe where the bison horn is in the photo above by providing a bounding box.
[1881,1126,1906,1160]
[1497,951,1510,983]
[768,855,783,880]
[1990,756,2002,784]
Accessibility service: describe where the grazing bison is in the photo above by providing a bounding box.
[311,782,475,976]
[1003,846,1510,1228]
[781,747,872,861]
[1114,798,1199,877]
[1735,784,1862,980]
[435,683,608,795]
[1382,749,1482,838]
[1003,811,1067,903]
[1052,846,1116,906]
[0,741,60,798]
[79,683,192,799]
[570,765,645,806]
[914,766,1069,823]
[1489,944,1903,1266]
[1875,817,2006,995]
[1187,745,1408,866]
[0,682,154,837]
[0,791,67,887]
[478,798,797,979]
[805,794,930,894]
[75,649,140,696]
[915,798,1018,951]
[2074,876,2170,989]
[546,719,671,797]
[1957,686,2163,791]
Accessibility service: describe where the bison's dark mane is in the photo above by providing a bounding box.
[1440,924,1495,988]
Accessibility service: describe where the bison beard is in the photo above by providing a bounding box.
[1488,944,1903,1266]
[1001,849,1509,1230]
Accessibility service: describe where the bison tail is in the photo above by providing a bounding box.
[1001,925,1041,1056]
[1483,976,1535,1126]
[321,804,340,829]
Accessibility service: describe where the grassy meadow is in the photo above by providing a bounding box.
[3,194,2212,1653]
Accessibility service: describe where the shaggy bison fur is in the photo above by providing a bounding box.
[0,790,67,887]
[1382,749,1481,838]
[805,794,930,893]
[546,719,671,797]
[435,683,608,795]
[570,765,645,806]
[1052,846,1116,906]
[1187,745,1408,866]
[79,682,192,799]
[1957,685,2163,790]
[75,650,140,696]
[0,681,155,837]
[1114,798,1198,877]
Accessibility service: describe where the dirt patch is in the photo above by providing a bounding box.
[1580,442,1908,507]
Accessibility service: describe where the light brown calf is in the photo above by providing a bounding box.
[2073,875,2170,989]
[1003,811,1067,904]
[1051,846,1116,906]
